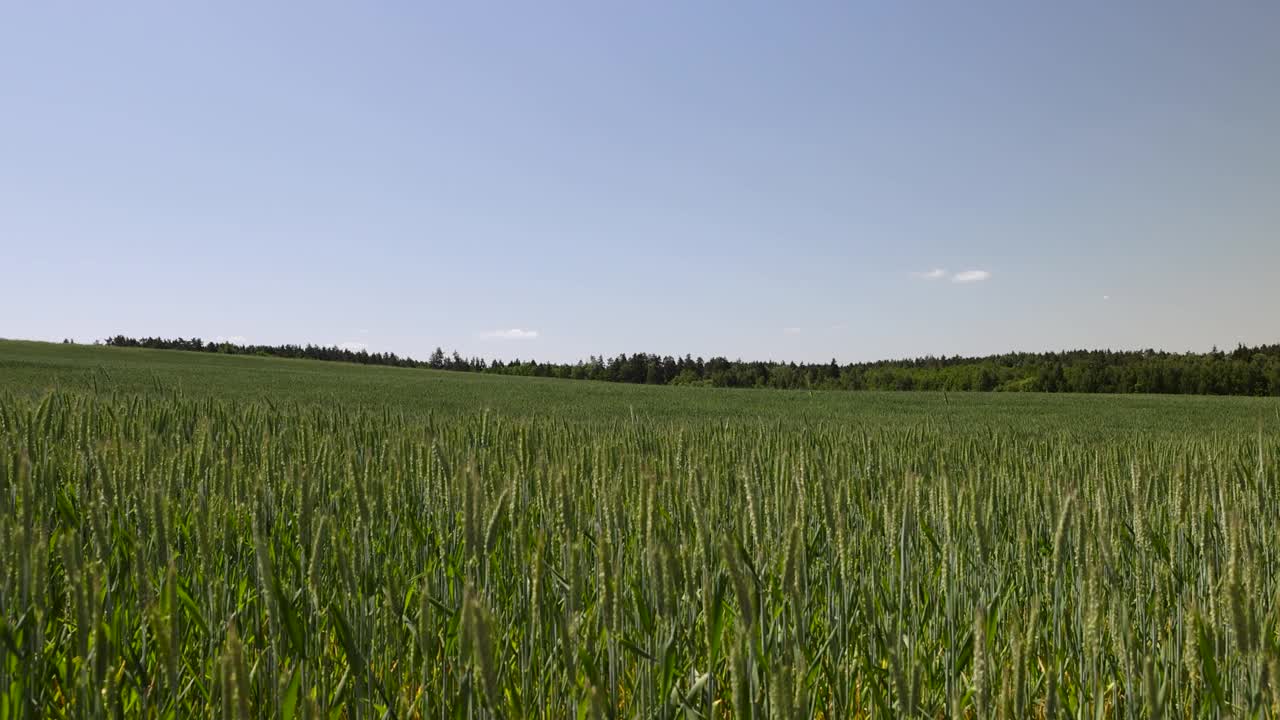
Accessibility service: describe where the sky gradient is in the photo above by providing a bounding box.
[4,2,1278,363]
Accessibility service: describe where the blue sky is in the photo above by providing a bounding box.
[4,2,1278,363]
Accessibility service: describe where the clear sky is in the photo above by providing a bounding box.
[4,2,1278,363]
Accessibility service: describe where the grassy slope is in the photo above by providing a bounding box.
[4,339,1280,715]
[2,339,1273,437]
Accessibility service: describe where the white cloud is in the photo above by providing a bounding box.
[214,335,248,345]
[912,268,948,279]
[952,270,992,283]
[481,328,539,340]
[338,341,368,352]
[783,327,802,335]
[1102,295,1111,301]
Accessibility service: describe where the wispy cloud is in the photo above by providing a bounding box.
[912,268,948,280]
[1102,295,1111,301]
[481,328,539,340]
[782,327,802,335]
[952,270,992,283]
[338,341,368,352]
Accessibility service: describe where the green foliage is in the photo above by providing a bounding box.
[0,340,1278,717]
[98,334,1280,396]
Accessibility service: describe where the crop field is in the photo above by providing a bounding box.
[1,339,1279,718]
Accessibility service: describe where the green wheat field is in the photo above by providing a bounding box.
[2,339,1278,718]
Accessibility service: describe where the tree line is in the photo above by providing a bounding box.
[101,335,1280,396]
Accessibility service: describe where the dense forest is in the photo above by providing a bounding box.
[99,335,1280,396]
